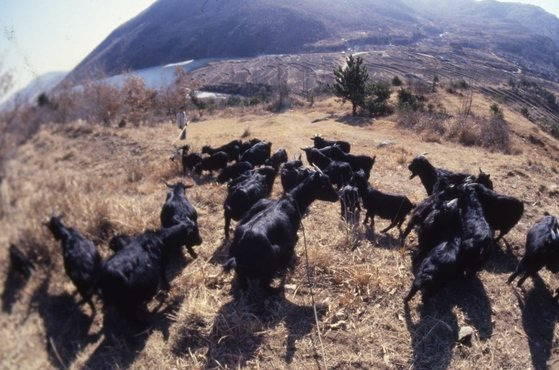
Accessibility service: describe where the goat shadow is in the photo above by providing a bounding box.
[515,275,559,370]
[334,114,374,127]
[484,241,519,274]
[209,238,231,265]
[191,174,218,186]
[404,277,493,369]
[364,226,403,250]
[165,246,194,283]
[176,290,324,369]
[83,298,181,369]
[30,278,99,369]
[2,264,32,314]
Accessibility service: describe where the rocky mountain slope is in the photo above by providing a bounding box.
[66,0,559,83]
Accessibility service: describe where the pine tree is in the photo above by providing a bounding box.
[332,55,369,116]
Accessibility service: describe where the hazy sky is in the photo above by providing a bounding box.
[0,0,156,94]
[1,0,558,95]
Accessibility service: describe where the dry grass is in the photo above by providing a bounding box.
[0,97,559,369]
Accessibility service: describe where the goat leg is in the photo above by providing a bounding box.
[494,231,504,243]
[185,245,198,259]
[380,221,397,233]
[404,284,418,303]
[86,297,96,318]
[224,215,231,239]
[160,267,170,291]
[507,268,521,284]
[516,272,530,287]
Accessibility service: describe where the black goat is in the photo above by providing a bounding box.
[223,167,276,237]
[352,170,414,235]
[160,182,202,258]
[223,170,339,294]
[467,183,523,242]
[202,140,242,161]
[414,199,461,264]
[508,214,559,287]
[239,138,263,155]
[409,155,454,195]
[311,135,351,153]
[280,158,310,193]
[475,168,494,190]
[240,141,272,166]
[302,147,353,189]
[433,184,494,268]
[339,184,361,225]
[217,161,254,184]
[302,147,331,169]
[318,145,376,177]
[45,216,101,313]
[265,148,288,170]
[401,193,440,242]
[99,222,197,315]
[453,184,494,275]
[194,151,228,175]
[175,145,203,174]
[408,155,493,195]
[9,244,35,278]
[108,234,134,253]
[404,235,462,303]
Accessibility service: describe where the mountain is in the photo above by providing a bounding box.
[1,71,67,110]
[66,0,559,83]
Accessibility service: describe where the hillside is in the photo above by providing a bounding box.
[0,71,67,110]
[1,94,559,368]
[65,0,559,83]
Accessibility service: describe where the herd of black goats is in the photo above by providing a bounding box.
[6,135,559,324]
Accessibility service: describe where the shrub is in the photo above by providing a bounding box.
[363,81,392,117]
[490,103,504,119]
[397,88,424,112]
[392,76,402,86]
[480,116,511,153]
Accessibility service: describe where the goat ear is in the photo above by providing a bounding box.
[185,184,194,189]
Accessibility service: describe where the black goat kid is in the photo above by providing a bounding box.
[311,135,351,153]
[351,170,414,235]
[45,216,101,314]
[160,182,202,258]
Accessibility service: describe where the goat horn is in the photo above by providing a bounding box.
[162,181,173,188]
[312,164,324,174]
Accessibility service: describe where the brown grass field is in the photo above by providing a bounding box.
[0,95,558,369]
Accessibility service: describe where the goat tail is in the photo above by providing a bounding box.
[223,257,237,273]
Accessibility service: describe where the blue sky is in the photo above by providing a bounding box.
[1,0,558,95]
